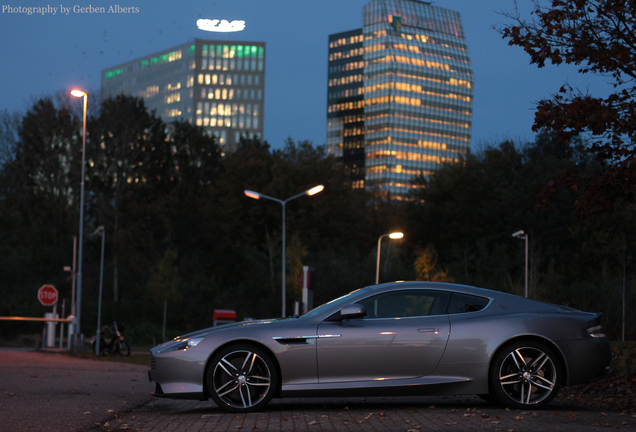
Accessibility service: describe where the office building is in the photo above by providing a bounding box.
[101,39,265,150]
[327,0,474,200]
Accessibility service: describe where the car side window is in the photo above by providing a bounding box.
[358,290,451,319]
[446,293,489,314]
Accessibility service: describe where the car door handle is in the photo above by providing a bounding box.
[417,328,440,334]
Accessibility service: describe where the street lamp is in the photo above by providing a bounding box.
[376,232,404,284]
[94,226,105,356]
[71,89,87,350]
[244,185,325,317]
[512,230,528,298]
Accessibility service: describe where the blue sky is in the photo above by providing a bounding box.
[0,0,611,150]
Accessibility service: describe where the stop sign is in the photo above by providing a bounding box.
[38,285,58,306]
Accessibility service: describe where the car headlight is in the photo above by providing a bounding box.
[587,325,606,338]
[186,335,207,348]
[158,332,209,353]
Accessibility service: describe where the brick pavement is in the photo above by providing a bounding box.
[99,395,636,431]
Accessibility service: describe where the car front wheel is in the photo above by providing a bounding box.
[207,344,279,413]
[490,340,561,409]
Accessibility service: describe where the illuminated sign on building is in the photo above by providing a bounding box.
[197,19,246,32]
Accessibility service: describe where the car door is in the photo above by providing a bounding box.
[316,289,451,383]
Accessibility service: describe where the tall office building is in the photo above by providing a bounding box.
[102,39,265,150]
[327,0,473,200]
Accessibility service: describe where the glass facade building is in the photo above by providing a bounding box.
[101,39,265,151]
[327,0,473,200]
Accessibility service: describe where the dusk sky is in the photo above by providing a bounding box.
[1,0,612,150]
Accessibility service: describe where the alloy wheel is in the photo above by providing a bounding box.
[498,345,558,406]
[212,349,272,411]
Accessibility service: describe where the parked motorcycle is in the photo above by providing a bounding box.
[92,321,130,356]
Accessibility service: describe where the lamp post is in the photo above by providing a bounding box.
[71,89,87,350]
[376,232,404,284]
[244,185,324,317]
[94,226,105,356]
[512,230,528,298]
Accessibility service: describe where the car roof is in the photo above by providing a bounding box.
[365,281,550,309]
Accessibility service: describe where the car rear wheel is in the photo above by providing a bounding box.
[490,340,561,409]
[207,344,278,413]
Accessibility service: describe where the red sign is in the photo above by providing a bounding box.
[38,285,58,306]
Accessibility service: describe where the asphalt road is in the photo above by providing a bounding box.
[1,349,634,432]
[0,348,152,432]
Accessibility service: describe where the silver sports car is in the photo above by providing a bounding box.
[148,281,611,412]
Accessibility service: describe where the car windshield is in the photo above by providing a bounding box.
[301,287,372,319]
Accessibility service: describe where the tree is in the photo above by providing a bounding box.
[87,95,170,301]
[147,249,181,342]
[407,133,595,292]
[0,110,20,168]
[499,0,636,213]
[414,245,454,283]
[0,96,83,329]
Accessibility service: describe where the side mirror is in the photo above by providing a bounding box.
[340,304,367,320]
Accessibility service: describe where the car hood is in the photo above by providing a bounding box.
[169,317,291,340]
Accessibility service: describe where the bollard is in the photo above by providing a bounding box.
[67,316,85,353]
[67,315,75,350]
[70,333,85,354]
[44,313,58,348]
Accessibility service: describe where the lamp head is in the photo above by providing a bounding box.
[71,89,87,98]
[389,232,404,239]
[244,190,260,200]
[306,185,324,196]
[512,230,525,238]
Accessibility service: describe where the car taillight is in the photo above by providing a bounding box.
[587,325,606,338]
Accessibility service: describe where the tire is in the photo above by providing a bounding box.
[116,340,131,357]
[207,343,279,413]
[489,340,561,410]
